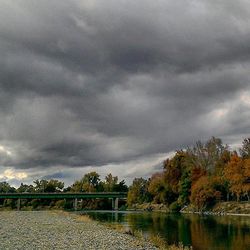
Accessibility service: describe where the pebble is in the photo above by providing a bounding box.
[0,211,158,250]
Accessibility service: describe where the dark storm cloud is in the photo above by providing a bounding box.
[0,0,250,173]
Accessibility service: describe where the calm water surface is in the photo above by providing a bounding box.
[84,211,250,250]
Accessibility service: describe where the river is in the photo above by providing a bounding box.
[83,211,250,250]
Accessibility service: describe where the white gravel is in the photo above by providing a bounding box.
[0,211,158,250]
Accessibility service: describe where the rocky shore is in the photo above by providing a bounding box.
[180,201,250,216]
[0,211,157,250]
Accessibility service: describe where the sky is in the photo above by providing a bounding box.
[0,0,250,187]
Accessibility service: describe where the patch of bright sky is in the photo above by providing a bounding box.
[0,168,27,180]
[240,91,250,106]
[0,145,12,156]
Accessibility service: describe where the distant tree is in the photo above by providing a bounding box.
[127,178,151,206]
[0,181,16,193]
[148,172,175,204]
[103,173,128,192]
[103,173,118,192]
[148,173,166,203]
[33,179,64,193]
[71,172,101,192]
[188,137,228,173]
[240,138,250,159]
[114,179,128,192]
[17,183,35,193]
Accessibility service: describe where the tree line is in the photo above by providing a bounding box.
[0,137,249,211]
[127,137,250,211]
[0,173,128,210]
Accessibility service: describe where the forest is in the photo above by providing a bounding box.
[0,137,249,211]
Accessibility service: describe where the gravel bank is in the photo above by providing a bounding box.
[0,211,158,250]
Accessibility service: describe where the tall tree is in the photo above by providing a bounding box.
[240,138,250,159]
[103,173,118,192]
[188,137,228,173]
[224,154,250,201]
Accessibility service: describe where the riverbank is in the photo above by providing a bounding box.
[128,201,250,216]
[180,201,250,216]
[0,211,158,249]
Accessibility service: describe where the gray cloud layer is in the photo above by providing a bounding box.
[0,0,250,175]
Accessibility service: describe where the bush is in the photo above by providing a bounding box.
[31,199,40,209]
[63,200,73,210]
[169,201,181,212]
[55,199,66,208]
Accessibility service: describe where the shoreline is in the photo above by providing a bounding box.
[128,201,250,217]
[0,210,158,250]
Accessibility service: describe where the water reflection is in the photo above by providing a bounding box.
[85,211,250,250]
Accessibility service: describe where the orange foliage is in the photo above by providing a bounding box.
[191,167,207,184]
[223,155,250,201]
[190,176,221,209]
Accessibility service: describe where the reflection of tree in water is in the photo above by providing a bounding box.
[187,214,250,250]
[87,212,250,250]
[126,213,192,245]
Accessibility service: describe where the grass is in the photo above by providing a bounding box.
[149,234,193,250]
[104,222,193,250]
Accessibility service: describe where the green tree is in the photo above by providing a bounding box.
[179,170,192,205]
[71,172,101,192]
[17,183,35,193]
[103,173,118,192]
[114,179,128,192]
[127,178,151,206]
[33,179,64,192]
[103,173,128,192]
[0,181,16,193]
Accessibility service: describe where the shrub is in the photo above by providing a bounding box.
[169,201,181,212]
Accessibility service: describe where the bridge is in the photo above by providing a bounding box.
[0,192,127,211]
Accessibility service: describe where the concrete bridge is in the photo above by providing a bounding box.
[0,192,127,211]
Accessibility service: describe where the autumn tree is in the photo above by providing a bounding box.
[190,176,221,209]
[224,155,250,201]
[163,151,194,205]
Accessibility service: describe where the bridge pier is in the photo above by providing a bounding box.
[112,198,119,210]
[74,198,78,211]
[17,198,21,211]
